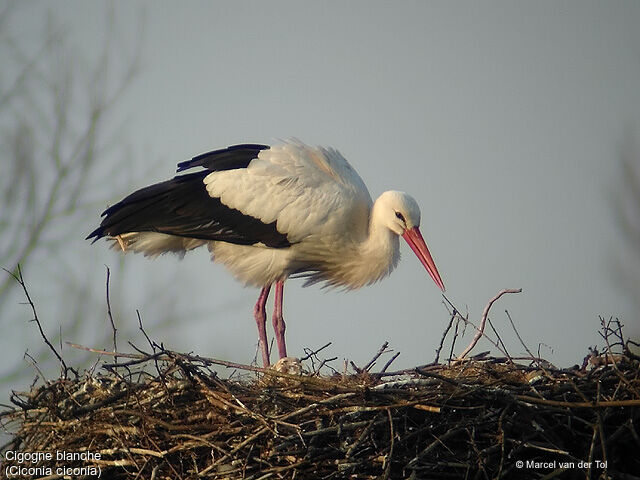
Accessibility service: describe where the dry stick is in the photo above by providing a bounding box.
[586,423,598,478]
[515,395,640,408]
[505,308,540,366]
[67,343,358,391]
[364,341,390,372]
[135,310,166,381]
[23,351,46,381]
[345,417,379,458]
[455,288,522,362]
[445,295,516,362]
[105,266,118,357]
[350,360,363,374]
[277,392,358,422]
[597,317,637,396]
[191,372,276,435]
[199,426,271,475]
[599,316,625,359]
[486,317,513,364]
[381,409,395,480]
[5,265,71,376]
[596,384,608,469]
[380,351,401,374]
[496,406,508,479]
[408,427,466,467]
[447,320,460,365]
[137,310,158,354]
[67,342,265,373]
[442,294,467,364]
[302,342,338,375]
[434,307,457,364]
[300,342,332,361]
[313,358,329,375]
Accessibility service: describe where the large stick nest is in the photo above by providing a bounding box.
[1,341,639,479]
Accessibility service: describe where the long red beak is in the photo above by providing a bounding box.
[402,226,445,291]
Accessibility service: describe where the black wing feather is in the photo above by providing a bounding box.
[87,144,291,248]
[176,144,269,172]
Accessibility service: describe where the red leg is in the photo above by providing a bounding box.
[254,285,271,367]
[272,280,287,359]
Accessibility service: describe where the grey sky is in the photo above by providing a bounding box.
[4,1,640,379]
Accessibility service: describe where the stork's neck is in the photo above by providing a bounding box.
[337,205,400,289]
[301,196,401,290]
[360,217,400,281]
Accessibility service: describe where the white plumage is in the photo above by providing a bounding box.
[88,140,445,367]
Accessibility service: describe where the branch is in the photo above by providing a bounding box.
[105,266,118,355]
[455,288,522,362]
[364,342,390,372]
[4,265,71,376]
[434,304,457,364]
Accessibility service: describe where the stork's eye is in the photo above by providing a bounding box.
[395,211,405,222]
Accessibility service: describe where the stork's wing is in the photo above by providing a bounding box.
[87,144,291,248]
[203,141,374,243]
[176,144,268,172]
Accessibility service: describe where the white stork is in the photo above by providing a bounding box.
[88,140,445,367]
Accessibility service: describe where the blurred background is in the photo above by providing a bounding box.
[1,1,639,405]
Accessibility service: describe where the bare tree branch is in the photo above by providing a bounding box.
[611,132,640,312]
[0,4,142,390]
[0,5,140,308]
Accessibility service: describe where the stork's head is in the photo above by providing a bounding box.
[377,190,445,291]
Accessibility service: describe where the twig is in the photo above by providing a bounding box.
[504,308,540,369]
[23,351,45,382]
[364,342,389,372]
[300,342,332,361]
[515,395,640,408]
[380,351,401,374]
[448,319,460,364]
[137,310,158,354]
[313,357,338,376]
[596,410,608,471]
[66,342,359,390]
[486,317,512,363]
[345,417,379,458]
[407,427,466,467]
[455,288,522,362]
[381,409,395,480]
[105,266,118,357]
[4,265,71,376]
[435,306,456,364]
[350,361,363,374]
[441,294,466,364]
